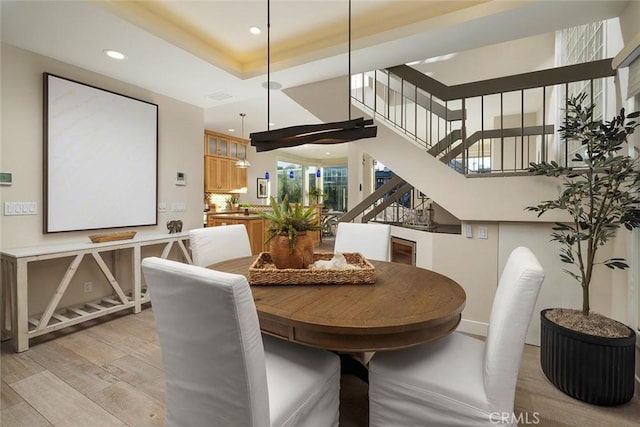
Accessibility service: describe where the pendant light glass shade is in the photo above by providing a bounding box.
[235,158,251,168]
[235,112,251,168]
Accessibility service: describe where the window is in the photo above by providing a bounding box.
[276,161,303,203]
[322,166,348,212]
[558,21,606,165]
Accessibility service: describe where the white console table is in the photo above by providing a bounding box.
[1,232,191,352]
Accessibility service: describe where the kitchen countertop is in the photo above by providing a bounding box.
[206,212,264,220]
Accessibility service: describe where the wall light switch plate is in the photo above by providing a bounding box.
[465,224,473,238]
[4,202,15,215]
[171,202,186,212]
[478,226,488,239]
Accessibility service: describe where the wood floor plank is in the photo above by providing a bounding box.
[0,343,45,384]
[54,329,127,366]
[88,381,164,427]
[11,371,124,426]
[103,355,165,404]
[0,400,53,427]
[84,320,164,370]
[99,312,160,345]
[1,379,25,409]
[25,340,119,396]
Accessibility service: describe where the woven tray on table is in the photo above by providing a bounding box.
[248,252,375,285]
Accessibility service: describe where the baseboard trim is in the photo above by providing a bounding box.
[457,319,488,337]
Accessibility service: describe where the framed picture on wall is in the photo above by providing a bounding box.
[257,178,269,198]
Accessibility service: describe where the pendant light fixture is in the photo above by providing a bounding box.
[250,0,376,152]
[235,112,251,168]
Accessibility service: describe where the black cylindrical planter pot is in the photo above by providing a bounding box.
[540,309,636,406]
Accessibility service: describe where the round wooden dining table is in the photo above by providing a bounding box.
[211,256,466,353]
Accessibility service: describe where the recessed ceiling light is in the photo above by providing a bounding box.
[249,26,261,35]
[268,122,275,127]
[325,152,331,155]
[103,49,126,60]
[228,128,235,132]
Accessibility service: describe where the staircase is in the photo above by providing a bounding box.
[283,58,616,223]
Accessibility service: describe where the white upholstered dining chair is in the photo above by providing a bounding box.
[189,224,252,267]
[334,222,391,261]
[142,257,341,427]
[369,246,545,427]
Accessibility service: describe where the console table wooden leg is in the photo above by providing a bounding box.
[14,259,29,352]
[133,246,141,313]
[1,257,15,341]
[177,239,192,264]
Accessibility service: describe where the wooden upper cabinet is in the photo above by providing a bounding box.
[204,130,249,193]
[229,165,248,190]
[205,156,230,192]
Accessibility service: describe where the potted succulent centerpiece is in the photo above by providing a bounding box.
[258,195,322,269]
[527,93,640,406]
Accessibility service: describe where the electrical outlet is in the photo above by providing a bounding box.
[83,282,93,293]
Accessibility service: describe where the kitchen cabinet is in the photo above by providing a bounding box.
[206,213,266,255]
[204,130,249,193]
[204,156,230,192]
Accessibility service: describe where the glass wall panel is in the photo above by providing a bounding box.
[322,166,348,212]
[277,161,303,203]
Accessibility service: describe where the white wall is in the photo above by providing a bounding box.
[618,1,640,51]
[1,44,204,314]
[389,221,622,345]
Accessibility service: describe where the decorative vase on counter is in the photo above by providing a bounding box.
[270,233,314,269]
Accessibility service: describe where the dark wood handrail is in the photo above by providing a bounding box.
[339,175,406,223]
[387,59,615,101]
[361,182,413,223]
[439,125,555,164]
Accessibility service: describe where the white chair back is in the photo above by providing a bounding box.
[189,224,251,267]
[334,222,391,261]
[142,257,270,427]
[483,246,545,412]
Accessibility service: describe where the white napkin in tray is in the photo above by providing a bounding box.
[312,252,358,270]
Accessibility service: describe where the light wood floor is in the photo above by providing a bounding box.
[1,308,638,427]
[1,237,638,426]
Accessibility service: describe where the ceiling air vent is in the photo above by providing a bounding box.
[206,91,233,102]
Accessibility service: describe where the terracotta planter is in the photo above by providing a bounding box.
[540,308,636,406]
[270,232,314,269]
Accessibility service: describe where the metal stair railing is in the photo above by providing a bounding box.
[361,181,414,223]
[339,175,408,223]
[352,59,616,174]
[345,58,616,225]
